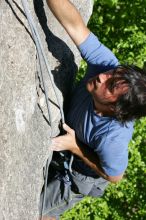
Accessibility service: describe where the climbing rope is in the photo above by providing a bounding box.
[21,0,65,127]
[21,0,73,219]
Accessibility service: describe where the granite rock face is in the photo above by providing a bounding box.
[0,0,93,219]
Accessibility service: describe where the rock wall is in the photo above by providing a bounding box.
[0,0,93,219]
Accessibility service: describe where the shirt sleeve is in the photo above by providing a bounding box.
[93,121,134,176]
[78,32,119,66]
[78,32,119,79]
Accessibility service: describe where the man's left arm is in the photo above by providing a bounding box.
[50,123,124,183]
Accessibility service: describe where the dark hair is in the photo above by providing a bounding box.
[111,65,146,123]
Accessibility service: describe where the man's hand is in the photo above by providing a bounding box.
[50,123,79,152]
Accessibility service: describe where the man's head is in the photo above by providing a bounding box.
[86,65,146,122]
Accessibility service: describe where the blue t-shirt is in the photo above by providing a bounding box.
[67,33,134,177]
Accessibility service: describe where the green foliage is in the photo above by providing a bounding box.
[89,0,146,67]
[75,60,87,82]
[62,0,146,219]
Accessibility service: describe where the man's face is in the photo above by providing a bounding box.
[86,70,129,111]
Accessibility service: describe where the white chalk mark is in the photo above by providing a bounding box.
[14,108,25,134]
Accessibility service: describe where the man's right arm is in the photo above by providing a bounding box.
[46,0,90,46]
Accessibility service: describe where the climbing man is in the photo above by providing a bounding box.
[39,0,146,219]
